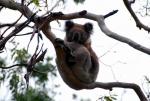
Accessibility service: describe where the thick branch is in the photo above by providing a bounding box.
[97,17,150,55]
[123,0,150,32]
[86,82,147,101]
[0,0,35,19]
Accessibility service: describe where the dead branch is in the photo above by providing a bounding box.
[24,47,47,88]
[87,82,147,101]
[104,10,118,19]
[123,0,150,32]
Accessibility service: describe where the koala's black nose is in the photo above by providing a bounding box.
[72,32,80,42]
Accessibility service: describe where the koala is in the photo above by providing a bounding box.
[64,20,99,74]
[55,20,99,89]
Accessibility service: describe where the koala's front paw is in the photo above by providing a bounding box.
[55,38,64,44]
[54,38,65,48]
[55,38,65,45]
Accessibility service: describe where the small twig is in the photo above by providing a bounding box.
[0,23,16,28]
[104,10,118,19]
[0,19,31,50]
[1,14,23,36]
[0,12,36,51]
[100,43,118,57]
[42,0,62,16]
[27,25,37,51]
[36,49,47,62]
[129,0,136,5]
[33,69,48,74]
[15,32,33,36]
[0,63,27,69]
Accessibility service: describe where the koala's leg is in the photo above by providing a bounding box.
[71,46,94,83]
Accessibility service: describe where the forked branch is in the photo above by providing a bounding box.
[123,0,150,32]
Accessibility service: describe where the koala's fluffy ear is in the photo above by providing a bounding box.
[65,20,74,31]
[84,23,93,33]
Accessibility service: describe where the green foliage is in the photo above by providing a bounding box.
[0,58,6,84]
[9,73,19,91]
[0,57,6,67]
[11,48,30,64]
[104,96,117,101]
[32,57,56,84]
[30,0,85,7]
[15,88,53,101]
[97,94,117,101]
[0,46,57,101]
[32,0,40,6]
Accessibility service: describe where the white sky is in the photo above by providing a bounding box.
[0,0,150,101]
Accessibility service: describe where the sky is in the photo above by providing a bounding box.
[0,0,150,101]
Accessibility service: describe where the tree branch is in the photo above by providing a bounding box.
[97,17,150,55]
[0,0,35,19]
[87,82,147,101]
[40,11,150,55]
[2,0,150,56]
[123,0,150,32]
[0,13,35,50]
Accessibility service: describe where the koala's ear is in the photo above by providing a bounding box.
[84,23,93,33]
[65,20,74,31]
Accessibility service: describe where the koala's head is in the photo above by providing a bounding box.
[65,20,93,44]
